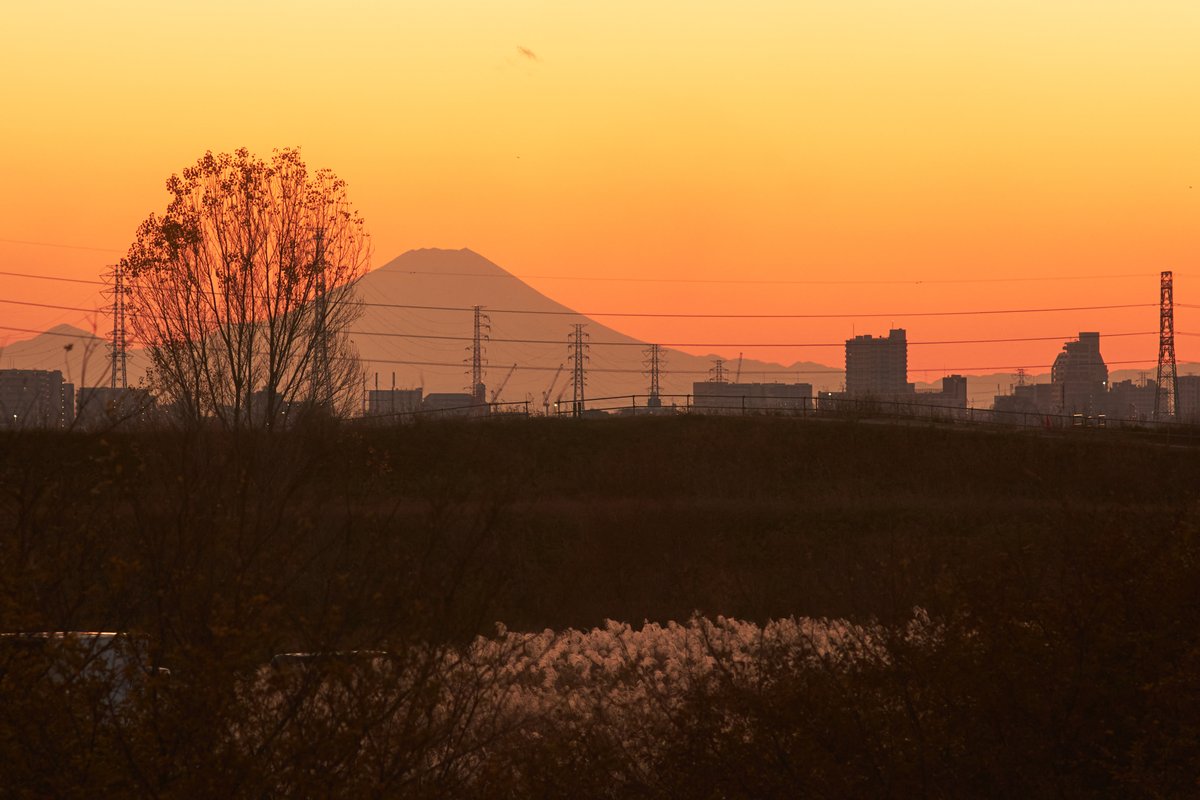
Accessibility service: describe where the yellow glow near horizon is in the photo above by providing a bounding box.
[2,1,1199,371]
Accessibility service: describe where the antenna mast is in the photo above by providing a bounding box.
[311,227,332,408]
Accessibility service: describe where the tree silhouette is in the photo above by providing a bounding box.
[122,148,369,429]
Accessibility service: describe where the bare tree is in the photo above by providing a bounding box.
[122,148,369,429]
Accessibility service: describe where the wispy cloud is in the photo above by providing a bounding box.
[517,46,540,62]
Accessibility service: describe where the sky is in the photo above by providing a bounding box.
[2,0,1199,375]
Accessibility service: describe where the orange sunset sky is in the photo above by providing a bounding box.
[2,1,1199,376]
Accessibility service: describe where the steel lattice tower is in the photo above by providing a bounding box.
[1155,270,1178,420]
[103,263,128,389]
[644,344,663,408]
[469,305,490,403]
[569,323,589,417]
[311,228,333,408]
[709,357,727,383]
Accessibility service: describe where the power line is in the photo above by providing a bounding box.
[0,261,1190,299]
[0,270,108,285]
[0,297,105,313]
[360,301,1160,320]
[0,286,1164,321]
[0,319,1175,354]
[345,329,1159,348]
[378,269,1163,286]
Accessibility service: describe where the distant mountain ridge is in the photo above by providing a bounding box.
[0,324,124,386]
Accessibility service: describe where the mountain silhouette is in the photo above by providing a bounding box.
[351,248,839,407]
[0,324,126,386]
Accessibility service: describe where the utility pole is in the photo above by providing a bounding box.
[568,324,589,417]
[103,263,128,389]
[469,305,490,404]
[644,344,663,408]
[1155,270,1178,420]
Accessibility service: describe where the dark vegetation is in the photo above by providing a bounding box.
[1,416,1198,797]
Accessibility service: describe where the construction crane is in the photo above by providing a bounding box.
[734,352,744,383]
[490,363,517,403]
[553,383,570,415]
[542,363,565,416]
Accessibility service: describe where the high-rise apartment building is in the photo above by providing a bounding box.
[845,329,911,397]
[0,369,74,429]
[1050,332,1108,414]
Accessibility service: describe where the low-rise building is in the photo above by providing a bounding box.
[1177,375,1200,423]
[910,374,968,409]
[691,381,813,414]
[367,388,423,420]
[992,382,1065,422]
[420,392,487,418]
[1102,379,1157,422]
[76,387,157,430]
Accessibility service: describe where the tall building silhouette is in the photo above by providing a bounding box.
[845,329,911,396]
[0,370,74,429]
[1050,332,1107,414]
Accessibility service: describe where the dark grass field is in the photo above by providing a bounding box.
[3,415,1197,636]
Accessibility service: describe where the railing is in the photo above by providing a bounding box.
[542,393,1200,440]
